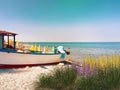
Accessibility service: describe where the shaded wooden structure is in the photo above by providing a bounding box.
[0,30,17,49]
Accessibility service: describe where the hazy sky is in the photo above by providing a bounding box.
[0,0,120,42]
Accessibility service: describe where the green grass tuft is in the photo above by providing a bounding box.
[35,65,120,90]
[35,66,77,90]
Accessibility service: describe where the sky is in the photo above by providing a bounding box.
[0,0,120,42]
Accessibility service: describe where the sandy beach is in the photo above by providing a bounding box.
[0,65,58,90]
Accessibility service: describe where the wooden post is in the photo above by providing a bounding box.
[8,35,9,46]
[2,35,4,49]
[13,35,16,49]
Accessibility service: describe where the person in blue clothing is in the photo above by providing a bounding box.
[54,46,57,54]
[57,46,66,59]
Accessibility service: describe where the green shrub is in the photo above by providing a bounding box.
[76,66,120,90]
[35,65,120,90]
[35,66,77,90]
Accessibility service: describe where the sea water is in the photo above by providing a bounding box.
[23,42,120,61]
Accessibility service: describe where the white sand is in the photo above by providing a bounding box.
[0,65,57,90]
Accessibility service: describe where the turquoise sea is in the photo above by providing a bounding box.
[23,42,120,61]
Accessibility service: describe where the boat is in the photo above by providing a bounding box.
[0,30,70,68]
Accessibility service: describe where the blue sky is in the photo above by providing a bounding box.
[0,0,120,42]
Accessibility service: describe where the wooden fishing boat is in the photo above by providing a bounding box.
[0,30,69,68]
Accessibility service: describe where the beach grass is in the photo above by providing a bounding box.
[75,67,120,90]
[35,66,77,90]
[35,53,120,90]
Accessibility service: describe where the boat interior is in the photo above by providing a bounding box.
[0,30,58,55]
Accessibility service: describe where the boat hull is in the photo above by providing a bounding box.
[0,52,63,69]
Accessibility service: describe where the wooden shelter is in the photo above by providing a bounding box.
[0,30,17,49]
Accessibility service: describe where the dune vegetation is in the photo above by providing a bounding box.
[35,53,120,90]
